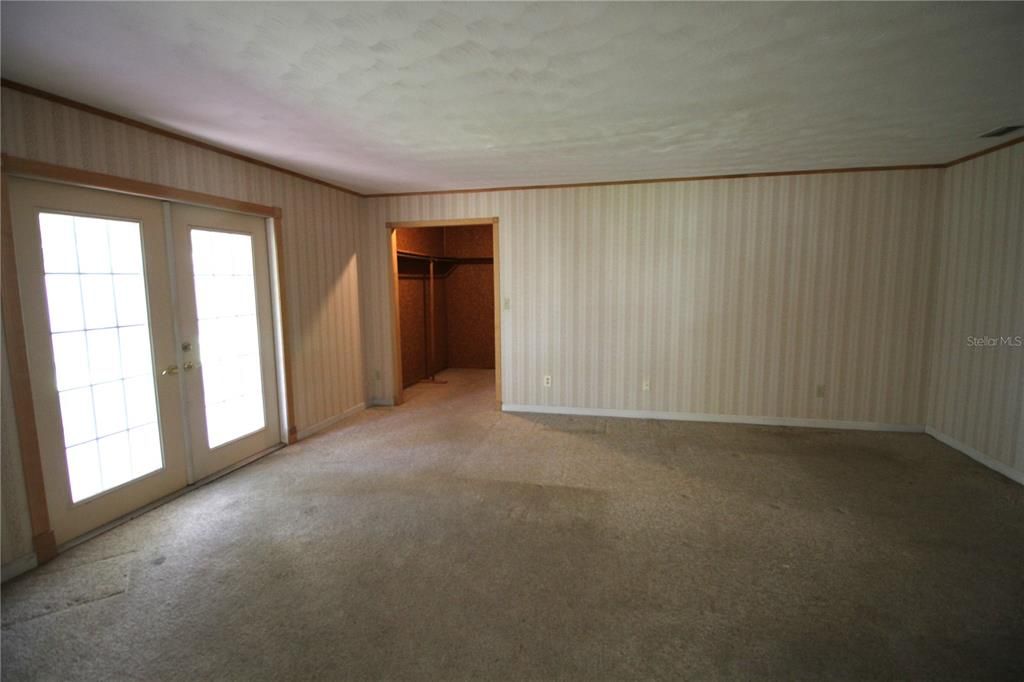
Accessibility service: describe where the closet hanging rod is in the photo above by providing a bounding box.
[396,250,456,263]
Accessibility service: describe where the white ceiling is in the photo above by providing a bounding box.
[2,2,1022,194]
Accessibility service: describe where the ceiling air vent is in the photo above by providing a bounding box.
[979,125,1023,138]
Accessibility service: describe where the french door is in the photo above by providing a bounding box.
[170,204,280,479]
[9,178,282,544]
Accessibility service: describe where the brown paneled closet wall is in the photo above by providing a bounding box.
[444,226,495,369]
[396,225,494,387]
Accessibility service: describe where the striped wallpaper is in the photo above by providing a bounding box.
[927,143,1024,479]
[363,170,944,427]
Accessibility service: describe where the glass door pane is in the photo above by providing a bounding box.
[39,213,163,502]
[190,229,265,447]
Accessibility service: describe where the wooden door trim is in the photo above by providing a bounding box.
[2,155,278,216]
[0,175,57,563]
[386,217,501,407]
[388,229,403,404]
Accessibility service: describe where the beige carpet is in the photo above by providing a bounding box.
[2,369,1022,680]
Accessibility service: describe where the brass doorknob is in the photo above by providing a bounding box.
[160,365,179,376]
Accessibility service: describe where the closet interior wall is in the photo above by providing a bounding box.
[396,227,447,386]
[444,226,495,370]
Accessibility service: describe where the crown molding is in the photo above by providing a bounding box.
[363,163,945,198]
[941,134,1024,168]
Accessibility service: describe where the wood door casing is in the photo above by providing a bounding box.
[387,218,501,407]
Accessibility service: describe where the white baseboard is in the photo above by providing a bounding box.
[501,404,925,433]
[296,402,366,441]
[925,427,1024,485]
[2,552,38,583]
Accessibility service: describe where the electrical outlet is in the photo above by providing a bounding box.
[543,375,552,387]
[503,297,511,311]
[642,379,650,391]
[816,384,826,399]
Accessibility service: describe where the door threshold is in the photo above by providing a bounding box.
[57,442,287,554]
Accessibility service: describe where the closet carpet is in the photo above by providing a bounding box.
[2,369,1022,680]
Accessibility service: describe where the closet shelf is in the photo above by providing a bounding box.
[396,250,492,279]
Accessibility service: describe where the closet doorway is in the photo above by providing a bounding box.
[7,177,285,545]
[387,218,500,407]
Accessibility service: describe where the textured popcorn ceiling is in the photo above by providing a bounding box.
[2,2,1022,194]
